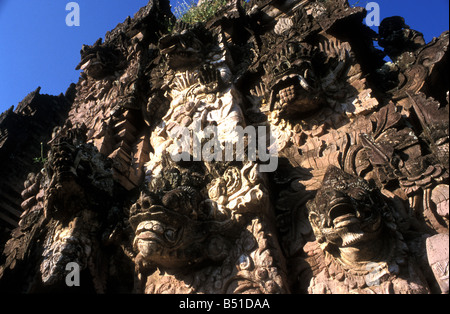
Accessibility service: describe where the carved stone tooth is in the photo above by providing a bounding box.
[341,232,364,247]
[144,222,154,231]
[298,75,312,91]
[152,222,164,234]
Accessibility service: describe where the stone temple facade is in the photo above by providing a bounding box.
[0,0,448,294]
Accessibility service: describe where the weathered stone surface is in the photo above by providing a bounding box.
[0,0,448,294]
[426,234,449,294]
[0,86,73,254]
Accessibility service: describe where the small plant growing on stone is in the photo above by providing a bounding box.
[173,0,228,24]
[33,142,48,165]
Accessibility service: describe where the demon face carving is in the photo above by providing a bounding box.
[306,166,388,262]
[130,158,238,272]
[158,24,210,70]
[263,42,325,118]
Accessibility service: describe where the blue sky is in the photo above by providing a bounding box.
[0,0,448,114]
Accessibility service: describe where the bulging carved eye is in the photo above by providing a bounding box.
[162,189,193,216]
[142,199,151,210]
[335,182,347,190]
[281,61,290,71]
[132,202,141,212]
[164,229,176,243]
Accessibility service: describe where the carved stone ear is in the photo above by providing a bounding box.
[307,211,324,242]
[308,211,318,226]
